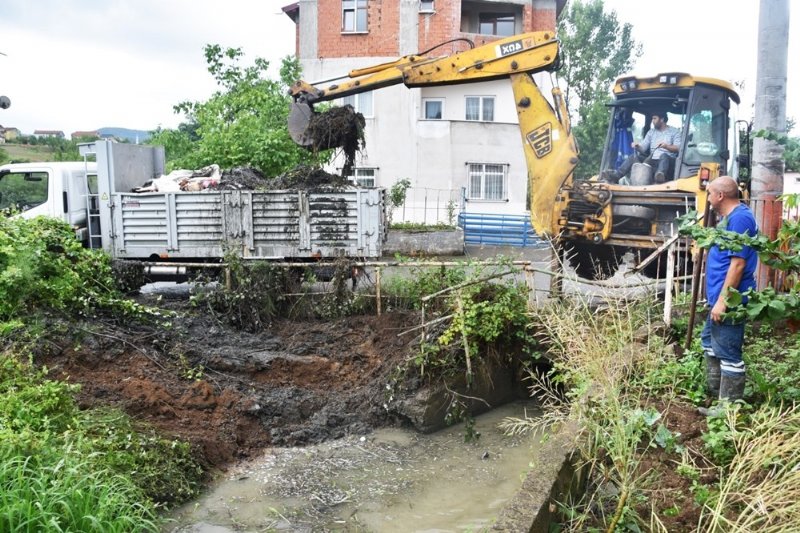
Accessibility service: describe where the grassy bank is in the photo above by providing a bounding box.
[504,294,800,531]
[0,216,203,531]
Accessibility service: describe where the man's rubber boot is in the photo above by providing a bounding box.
[719,373,745,402]
[705,355,721,398]
[699,373,745,417]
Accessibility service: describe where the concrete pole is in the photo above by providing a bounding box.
[752,0,789,288]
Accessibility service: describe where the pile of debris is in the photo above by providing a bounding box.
[217,166,352,191]
[303,105,366,175]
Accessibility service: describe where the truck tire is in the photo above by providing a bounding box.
[111,260,147,294]
[565,242,625,280]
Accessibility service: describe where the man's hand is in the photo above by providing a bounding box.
[631,142,640,149]
[711,299,727,323]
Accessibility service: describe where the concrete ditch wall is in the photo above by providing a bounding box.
[493,421,583,532]
[384,228,464,257]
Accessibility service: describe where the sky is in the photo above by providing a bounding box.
[0,0,796,136]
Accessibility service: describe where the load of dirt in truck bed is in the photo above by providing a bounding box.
[219,165,353,191]
[304,105,365,175]
[37,299,419,470]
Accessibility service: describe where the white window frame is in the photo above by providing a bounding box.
[466,162,508,201]
[342,0,368,33]
[340,91,374,118]
[420,0,435,13]
[422,98,444,120]
[343,167,377,187]
[465,96,495,122]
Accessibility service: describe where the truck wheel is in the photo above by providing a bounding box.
[565,242,625,280]
[111,260,147,294]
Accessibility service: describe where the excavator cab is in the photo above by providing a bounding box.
[558,73,741,279]
[600,75,738,183]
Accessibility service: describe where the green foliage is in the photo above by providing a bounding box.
[387,178,411,224]
[191,251,296,331]
[0,216,160,321]
[679,201,800,323]
[0,448,159,533]
[0,355,202,530]
[389,222,456,231]
[149,46,325,176]
[754,128,800,172]
[557,0,641,178]
[388,178,411,209]
[641,349,705,404]
[743,324,800,404]
[0,146,8,164]
[702,409,739,465]
[79,408,203,504]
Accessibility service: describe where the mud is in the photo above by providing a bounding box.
[304,105,365,175]
[218,165,352,192]
[39,298,420,471]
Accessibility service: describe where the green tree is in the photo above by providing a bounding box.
[149,45,324,176]
[557,0,641,179]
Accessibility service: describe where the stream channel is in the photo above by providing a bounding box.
[168,400,543,532]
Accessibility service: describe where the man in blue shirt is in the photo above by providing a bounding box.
[602,112,681,184]
[700,176,758,412]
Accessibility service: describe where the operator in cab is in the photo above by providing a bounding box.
[602,111,681,184]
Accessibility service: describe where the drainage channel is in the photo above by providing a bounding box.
[168,399,543,532]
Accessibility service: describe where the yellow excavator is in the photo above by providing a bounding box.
[288,31,742,279]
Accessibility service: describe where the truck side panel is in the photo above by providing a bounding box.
[111,189,384,259]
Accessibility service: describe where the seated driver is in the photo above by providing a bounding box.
[602,112,681,184]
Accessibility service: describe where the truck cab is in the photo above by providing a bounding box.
[0,161,97,243]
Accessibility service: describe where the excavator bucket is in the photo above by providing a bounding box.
[288,100,314,147]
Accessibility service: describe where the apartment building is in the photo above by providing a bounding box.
[283,0,564,221]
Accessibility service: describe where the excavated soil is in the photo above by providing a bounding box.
[39,297,419,471]
[219,166,351,191]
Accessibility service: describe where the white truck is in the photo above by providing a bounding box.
[0,140,387,281]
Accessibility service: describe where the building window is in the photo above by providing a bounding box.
[341,91,373,117]
[423,98,443,119]
[420,0,434,12]
[344,167,376,187]
[465,96,494,121]
[467,163,507,200]
[342,0,368,32]
[478,13,515,36]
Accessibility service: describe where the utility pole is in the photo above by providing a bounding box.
[752,0,790,288]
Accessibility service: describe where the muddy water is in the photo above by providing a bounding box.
[168,400,542,532]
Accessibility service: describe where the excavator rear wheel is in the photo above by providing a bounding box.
[564,242,626,280]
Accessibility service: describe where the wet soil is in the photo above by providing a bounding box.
[218,166,351,192]
[634,399,716,531]
[38,298,419,472]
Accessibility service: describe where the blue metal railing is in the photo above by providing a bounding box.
[458,212,547,248]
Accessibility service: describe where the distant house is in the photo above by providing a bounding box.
[33,129,65,139]
[0,126,20,142]
[70,130,99,140]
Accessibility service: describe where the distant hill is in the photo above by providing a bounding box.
[97,127,151,143]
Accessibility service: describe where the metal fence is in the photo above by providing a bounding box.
[457,212,547,248]
[392,187,463,225]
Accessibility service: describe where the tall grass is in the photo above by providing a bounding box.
[0,446,158,532]
[1,354,200,531]
[699,404,800,532]
[502,292,671,531]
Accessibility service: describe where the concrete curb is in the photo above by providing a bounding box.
[492,421,583,532]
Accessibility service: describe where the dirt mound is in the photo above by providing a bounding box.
[219,165,353,191]
[267,165,352,191]
[39,303,419,471]
[218,167,271,190]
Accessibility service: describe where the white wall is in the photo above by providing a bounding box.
[299,58,531,220]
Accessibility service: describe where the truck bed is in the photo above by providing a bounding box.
[110,188,386,260]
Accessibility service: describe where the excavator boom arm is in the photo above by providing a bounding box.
[289,30,577,237]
